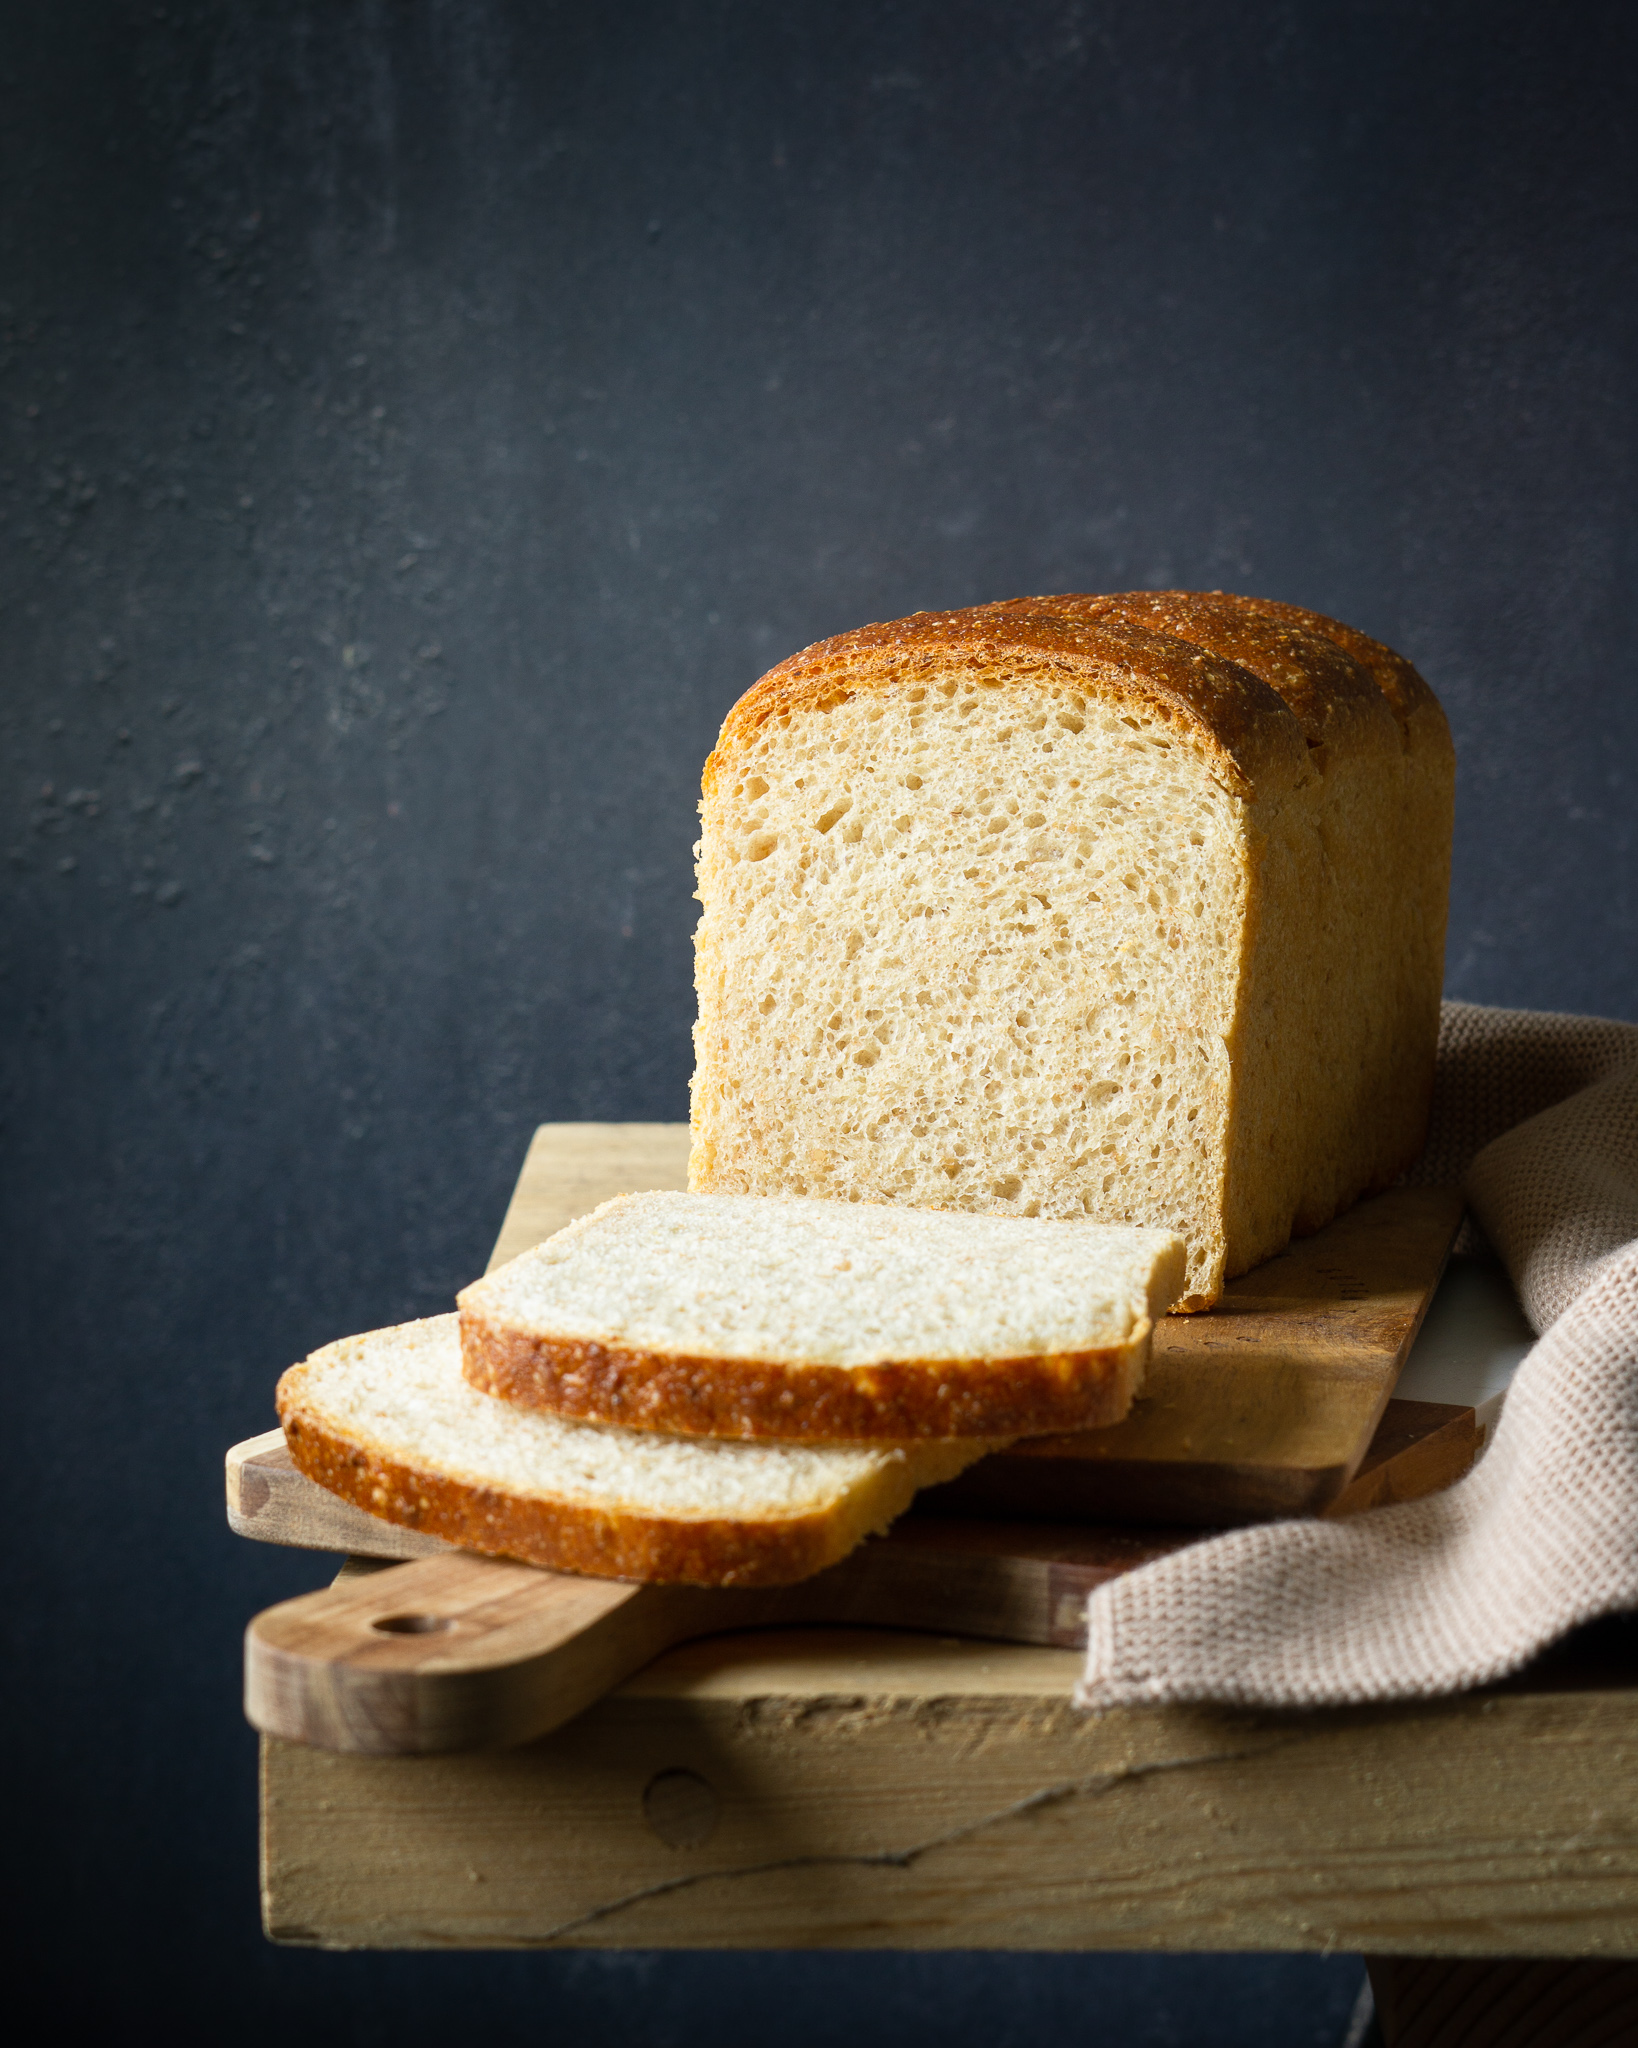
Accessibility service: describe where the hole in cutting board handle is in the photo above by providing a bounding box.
[371,1613,456,1635]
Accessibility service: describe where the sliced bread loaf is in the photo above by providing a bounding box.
[688,591,1454,1308]
[458,1190,1185,1440]
[277,1314,990,1586]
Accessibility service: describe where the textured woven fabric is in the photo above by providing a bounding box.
[1077,1001,1638,1710]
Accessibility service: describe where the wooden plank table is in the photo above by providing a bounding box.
[253,1124,1638,2021]
[263,1620,1638,1956]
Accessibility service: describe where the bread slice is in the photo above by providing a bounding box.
[688,591,1453,1309]
[277,1314,991,1586]
[458,1190,1185,1440]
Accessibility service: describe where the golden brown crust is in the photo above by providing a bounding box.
[276,1390,860,1588]
[1222,592,1446,735]
[459,1308,1142,1442]
[706,600,1308,802]
[1066,590,1397,759]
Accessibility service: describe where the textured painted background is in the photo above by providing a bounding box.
[4,2,1634,2038]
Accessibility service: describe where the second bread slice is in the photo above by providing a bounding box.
[278,1314,990,1586]
[459,1191,1186,1440]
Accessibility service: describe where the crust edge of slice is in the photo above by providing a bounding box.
[275,1356,987,1588]
[457,1305,1151,1442]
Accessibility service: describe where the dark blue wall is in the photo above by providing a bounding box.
[5,4,1633,2038]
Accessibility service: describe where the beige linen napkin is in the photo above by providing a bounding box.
[1077,1001,1638,1710]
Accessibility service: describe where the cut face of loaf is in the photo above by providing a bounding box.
[458,1191,1185,1439]
[277,1315,991,1587]
[689,592,1454,1309]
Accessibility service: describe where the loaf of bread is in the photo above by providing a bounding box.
[277,1314,991,1586]
[459,1190,1185,1439]
[689,591,1454,1309]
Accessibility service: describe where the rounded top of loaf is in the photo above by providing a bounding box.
[1060,590,1396,759]
[708,599,1310,802]
[1222,591,1448,738]
[706,591,1448,802]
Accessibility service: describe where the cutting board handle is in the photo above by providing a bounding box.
[246,1551,719,1753]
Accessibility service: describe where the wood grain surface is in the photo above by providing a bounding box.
[1326,1396,1480,1518]
[243,1518,1199,1753]
[260,1624,1638,1954]
[233,1394,1478,1758]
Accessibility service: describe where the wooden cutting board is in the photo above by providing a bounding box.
[490,1124,1465,1524]
[233,1386,1477,1758]
[240,1492,1195,1755]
